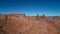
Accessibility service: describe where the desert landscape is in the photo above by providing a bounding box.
[0,14,60,34]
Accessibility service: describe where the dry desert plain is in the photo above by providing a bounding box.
[0,14,60,34]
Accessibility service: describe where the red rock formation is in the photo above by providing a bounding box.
[0,14,60,34]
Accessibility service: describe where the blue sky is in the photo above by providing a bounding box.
[0,0,60,16]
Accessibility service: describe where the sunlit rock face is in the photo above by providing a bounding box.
[0,14,60,34]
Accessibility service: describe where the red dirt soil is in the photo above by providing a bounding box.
[0,14,60,34]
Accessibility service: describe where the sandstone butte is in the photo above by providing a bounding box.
[0,14,60,34]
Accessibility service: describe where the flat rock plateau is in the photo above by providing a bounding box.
[0,14,60,34]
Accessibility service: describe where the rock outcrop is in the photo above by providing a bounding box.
[0,14,60,34]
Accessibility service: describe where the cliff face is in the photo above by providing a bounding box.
[0,14,60,34]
